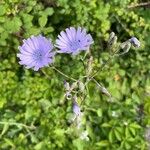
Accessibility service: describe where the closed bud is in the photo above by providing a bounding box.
[101,87,111,97]
[129,37,140,48]
[73,102,81,116]
[119,41,131,55]
[64,81,70,91]
[73,95,78,102]
[108,32,115,44]
[108,32,117,47]
[78,81,85,93]
[70,82,78,90]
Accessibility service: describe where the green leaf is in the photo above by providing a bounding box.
[101,123,111,128]
[42,27,54,34]
[129,127,136,136]
[39,16,47,27]
[109,130,114,143]
[4,138,15,148]
[73,139,84,150]
[54,129,65,137]
[0,5,7,16]
[97,108,102,117]
[0,123,9,137]
[125,127,131,138]
[96,140,109,147]
[114,129,122,141]
[44,8,54,16]
[4,17,22,33]
[130,123,141,129]
[34,142,44,150]
[124,141,131,149]
[30,133,38,143]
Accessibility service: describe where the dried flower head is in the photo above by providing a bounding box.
[55,27,94,55]
[17,35,55,71]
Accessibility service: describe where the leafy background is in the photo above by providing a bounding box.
[0,0,150,149]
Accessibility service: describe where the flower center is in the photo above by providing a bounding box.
[32,50,43,61]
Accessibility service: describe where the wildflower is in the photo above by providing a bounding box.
[55,27,94,55]
[17,35,55,71]
[129,37,140,48]
[73,103,81,116]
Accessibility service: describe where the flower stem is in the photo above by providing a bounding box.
[51,66,77,81]
[90,55,114,79]
[89,49,119,79]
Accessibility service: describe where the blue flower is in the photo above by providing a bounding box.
[73,102,81,116]
[129,37,140,48]
[55,27,94,55]
[17,35,55,71]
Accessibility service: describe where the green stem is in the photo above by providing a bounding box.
[89,49,119,79]
[41,69,51,80]
[0,122,36,130]
[51,66,77,81]
[90,55,113,78]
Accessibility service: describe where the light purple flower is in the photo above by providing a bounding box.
[17,35,55,71]
[73,102,81,116]
[129,37,140,48]
[55,27,94,55]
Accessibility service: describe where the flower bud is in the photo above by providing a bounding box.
[101,86,111,97]
[108,32,117,47]
[78,81,85,93]
[108,32,115,44]
[70,82,78,91]
[129,37,140,48]
[64,81,70,91]
[119,41,131,55]
[73,102,81,116]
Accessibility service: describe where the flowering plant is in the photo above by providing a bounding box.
[17,27,140,141]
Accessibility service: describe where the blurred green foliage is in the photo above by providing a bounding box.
[0,0,150,149]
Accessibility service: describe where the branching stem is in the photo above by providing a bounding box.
[0,121,36,130]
